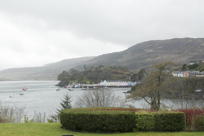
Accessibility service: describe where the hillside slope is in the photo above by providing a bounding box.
[85,38,204,70]
[0,57,93,80]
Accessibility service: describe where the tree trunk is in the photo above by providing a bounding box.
[150,95,160,111]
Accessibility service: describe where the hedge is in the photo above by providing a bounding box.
[135,112,155,131]
[154,112,186,131]
[135,111,186,131]
[62,107,142,112]
[60,108,186,132]
[60,109,136,132]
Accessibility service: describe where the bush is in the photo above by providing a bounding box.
[135,111,185,131]
[154,112,185,131]
[178,109,204,129]
[60,108,136,132]
[135,112,155,131]
[194,114,204,131]
[0,104,25,123]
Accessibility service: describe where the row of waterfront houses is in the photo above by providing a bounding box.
[172,71,204,78]
[99,80,137,87]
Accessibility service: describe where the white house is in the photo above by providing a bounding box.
[99,80,136,87]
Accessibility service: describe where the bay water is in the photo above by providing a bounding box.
[0,81,134,118]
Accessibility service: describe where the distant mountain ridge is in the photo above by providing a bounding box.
[1,38,204,80]
[0,57,93,80]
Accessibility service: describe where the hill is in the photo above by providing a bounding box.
[0,57,93,80]
[1,38,204,80]
[85,38,204,70]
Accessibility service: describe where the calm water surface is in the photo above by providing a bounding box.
[1,81,200,119]
[0,81,137,117]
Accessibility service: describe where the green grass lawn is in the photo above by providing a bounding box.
[0,123,203,136]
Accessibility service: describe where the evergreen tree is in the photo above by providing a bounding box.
[50,93,71,122]
[58,93,72,112]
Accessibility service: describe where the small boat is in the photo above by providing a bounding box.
[22,88,28,91]
[68,88,73,91]
[82,88,87,90]
[56,88,60,91]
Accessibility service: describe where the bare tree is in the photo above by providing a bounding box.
[169,77,204,109]
[0,103,25,123]
[76,88,124,108]
[129,62,173,111]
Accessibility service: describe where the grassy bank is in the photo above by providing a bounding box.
[0,123,203,136]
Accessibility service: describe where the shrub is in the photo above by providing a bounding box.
[0,104,25,123]
[135,112,155,131]
[178,109,204,129]
[154,112,185,131]
[60,109,136,132]
[194,114,204,131]
[135,111,185,131]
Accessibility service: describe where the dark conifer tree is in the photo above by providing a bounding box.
[50,93,72,122]
[58,93,72,112]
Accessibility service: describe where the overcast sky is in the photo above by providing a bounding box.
[0,0,204,70]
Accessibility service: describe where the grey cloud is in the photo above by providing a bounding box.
[0,0,204,69]
[1,0,203,45]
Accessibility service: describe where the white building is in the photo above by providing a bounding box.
[99,80,136,87]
